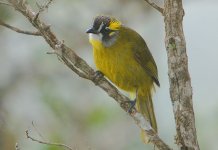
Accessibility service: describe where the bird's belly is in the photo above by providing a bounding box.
[93,45,149,92]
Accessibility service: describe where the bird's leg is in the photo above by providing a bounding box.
[93,70,104,85]
[127,99,136,113]
[127,89,138,113]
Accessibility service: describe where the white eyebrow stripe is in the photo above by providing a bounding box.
[98,22,104,32]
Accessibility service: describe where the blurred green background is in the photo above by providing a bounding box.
[0,0,218,150]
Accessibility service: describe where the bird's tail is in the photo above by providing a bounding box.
[136,86,157,144]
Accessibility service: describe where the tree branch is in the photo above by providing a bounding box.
[0,20,41,36]
[0,0,13,7]
[163,0,200,149]
[3,0,172,149]
[144,0,163,14]
[25,130,74,150]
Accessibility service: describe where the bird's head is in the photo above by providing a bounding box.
[86,15,122,47]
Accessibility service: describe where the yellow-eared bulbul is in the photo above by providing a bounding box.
[86,16,160,143]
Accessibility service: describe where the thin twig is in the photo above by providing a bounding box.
[34,0,53,21]
[37,0,53,11]
[61,56,90,80]
[46,49,90,79]
[0,20,41,36]
[15,143,20,150]
[144,0,163,14]
[25,130,74,150]
[32,121,46,141]
[0,0,13,6]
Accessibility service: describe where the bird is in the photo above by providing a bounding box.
[86,15,159,143]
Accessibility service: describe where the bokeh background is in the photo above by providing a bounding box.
[0,0,218,150]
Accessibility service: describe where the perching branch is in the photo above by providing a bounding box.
[25,130,74,150]
[144,0,163,14]
[0,20,41,36]
[0,0,172,150]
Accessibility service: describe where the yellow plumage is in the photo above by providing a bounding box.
[87,16,159,143]
[108,18,121,30]
[89,27,155,92]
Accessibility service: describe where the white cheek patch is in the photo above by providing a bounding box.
[89,33,103,42]
[98,22,104,32]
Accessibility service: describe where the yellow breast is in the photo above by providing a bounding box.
[89,37,150,92]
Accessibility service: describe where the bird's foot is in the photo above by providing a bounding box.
[126,99,136,113]
[93,70,104,85]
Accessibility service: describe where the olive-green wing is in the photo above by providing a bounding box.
[133,38,160,87]
[121,26,159,86]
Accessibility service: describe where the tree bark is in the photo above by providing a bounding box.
[163,0,200,149]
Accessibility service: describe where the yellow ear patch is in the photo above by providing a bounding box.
[108,19,121,30]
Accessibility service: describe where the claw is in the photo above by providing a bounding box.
[93,70,104,85]
[127,99,136,113]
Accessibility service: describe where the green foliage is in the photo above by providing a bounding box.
[86,106,111,128]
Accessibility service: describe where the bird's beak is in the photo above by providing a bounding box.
[86,28,98,34]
